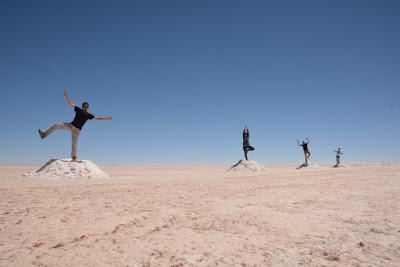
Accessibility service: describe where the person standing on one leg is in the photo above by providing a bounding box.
[297,138,311,165]
[243,126,255,161]
[38,90,112,161]
[333,147,343,167]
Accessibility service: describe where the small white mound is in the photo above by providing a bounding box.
[333,164,346,168]
[228,160,266,173]
[307,162,320,168]
[26,159,110,179]
[297,162,320,169]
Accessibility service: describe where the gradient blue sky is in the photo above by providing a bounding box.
[0,0,399,165]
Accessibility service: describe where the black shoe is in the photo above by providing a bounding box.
[38,129,46,139]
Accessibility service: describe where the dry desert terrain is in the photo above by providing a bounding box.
[0,163,399,266]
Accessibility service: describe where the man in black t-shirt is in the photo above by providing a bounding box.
[38,90,112,161]
[297,138,311,164]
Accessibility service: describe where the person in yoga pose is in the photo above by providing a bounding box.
[243,126,255,160]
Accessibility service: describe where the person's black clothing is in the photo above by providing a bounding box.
[243,145,255,160]
[243,130,249,146]
[242,128,254,160]
[71,106,95,130]
[301,143,309,151]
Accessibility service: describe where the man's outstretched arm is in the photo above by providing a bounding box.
[64,89,75,108]
[94,116,113,121]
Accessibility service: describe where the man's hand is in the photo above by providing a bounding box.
[64,89,75,108]
[95,117,113,121]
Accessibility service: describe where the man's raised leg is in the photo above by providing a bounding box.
[40,122,71,138]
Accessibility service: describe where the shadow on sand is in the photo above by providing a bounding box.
[296,163,308,169]
[36,159,58,172]
[333,164,345,168]
[228,160,245,171]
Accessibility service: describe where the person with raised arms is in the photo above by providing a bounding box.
[297,138,311,165]
[38,90,112,161]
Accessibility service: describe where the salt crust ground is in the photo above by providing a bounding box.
[1,164,399,266]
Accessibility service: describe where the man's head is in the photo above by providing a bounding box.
[82,102,89,112]
[302,141,306,145]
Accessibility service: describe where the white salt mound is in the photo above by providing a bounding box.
[297,162,320,169]
[333,163,346,168]
[306,162,320,168]
[26,159,110,179]
[228,160,266,173]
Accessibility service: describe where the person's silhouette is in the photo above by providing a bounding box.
[243,126,255,160]
[297,138,311,164]
[333,147,343,167]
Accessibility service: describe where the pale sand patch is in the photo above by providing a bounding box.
[0,164,399,266]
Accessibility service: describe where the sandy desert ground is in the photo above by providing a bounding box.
[0,163,399,266]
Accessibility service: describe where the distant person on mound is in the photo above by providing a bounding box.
[297,138,311,165]
[333,147,343,167]
[243,126,255,161]
[38,90,112,161]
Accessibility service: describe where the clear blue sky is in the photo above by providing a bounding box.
[0,0,399,165]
